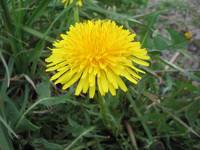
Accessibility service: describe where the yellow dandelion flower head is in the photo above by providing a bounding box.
[62,0,83,6]
[184,31,192,40]
[46,20,150,98]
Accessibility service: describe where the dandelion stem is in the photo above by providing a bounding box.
[97,94,109,127]
[74,6,79,22]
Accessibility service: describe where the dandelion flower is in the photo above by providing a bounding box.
[62,0,83,7]
[184,31,192,40]
[46,20,150,98]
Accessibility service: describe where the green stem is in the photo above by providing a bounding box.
[74,6,79,22]
[97,94,109,126]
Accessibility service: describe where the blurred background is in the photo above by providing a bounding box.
[0,0,200,149]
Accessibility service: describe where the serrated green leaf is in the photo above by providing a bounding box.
[153,35,169,50]
[167,28,187,49]
[36,81,51,99]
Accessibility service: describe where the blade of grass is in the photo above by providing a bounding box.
[44,4,73,36]
[86,2,142,24]
[26,0,50,26]
[14,97,56,129]
[141,12,159,46]
[30,5,72,75]
[0,125,14,150]
[70,141,101,150]
[22,74,36,91]
[0,115,18,138]
[22,1,72,43]
[0,0,13,34]
[159,57,185,73]
[144,92,200,138]
[127,92,154,146]
[19,84,30,114]
[0,51,10,87]
[0,58,14,95]
[64,127,95,150]
[158,105,200,138]
[0,0,17,54]
[159,57,200,81]
[14,95,81,129]
[21,26,55,42]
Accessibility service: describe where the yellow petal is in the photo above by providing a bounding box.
[132,57,149,66]
[121,70,138,84]
[83,74,89,93]
[126,68,141,79]
[100,71,108,93]
[89,85,95,98]
[46,61,68,72]
[62,72,82,90]
[108,83,116,96]
[54,67,79,84]
[116,76,127,92]
[130,65,145,74]
[89,71,96,87]
[50,67,69,81]
[97,75,105,96]
[105,68,118,89]
[75,76,86,95]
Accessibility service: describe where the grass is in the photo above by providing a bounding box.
[0,0,200,150]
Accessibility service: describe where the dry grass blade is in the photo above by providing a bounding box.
[124,120,139,150]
